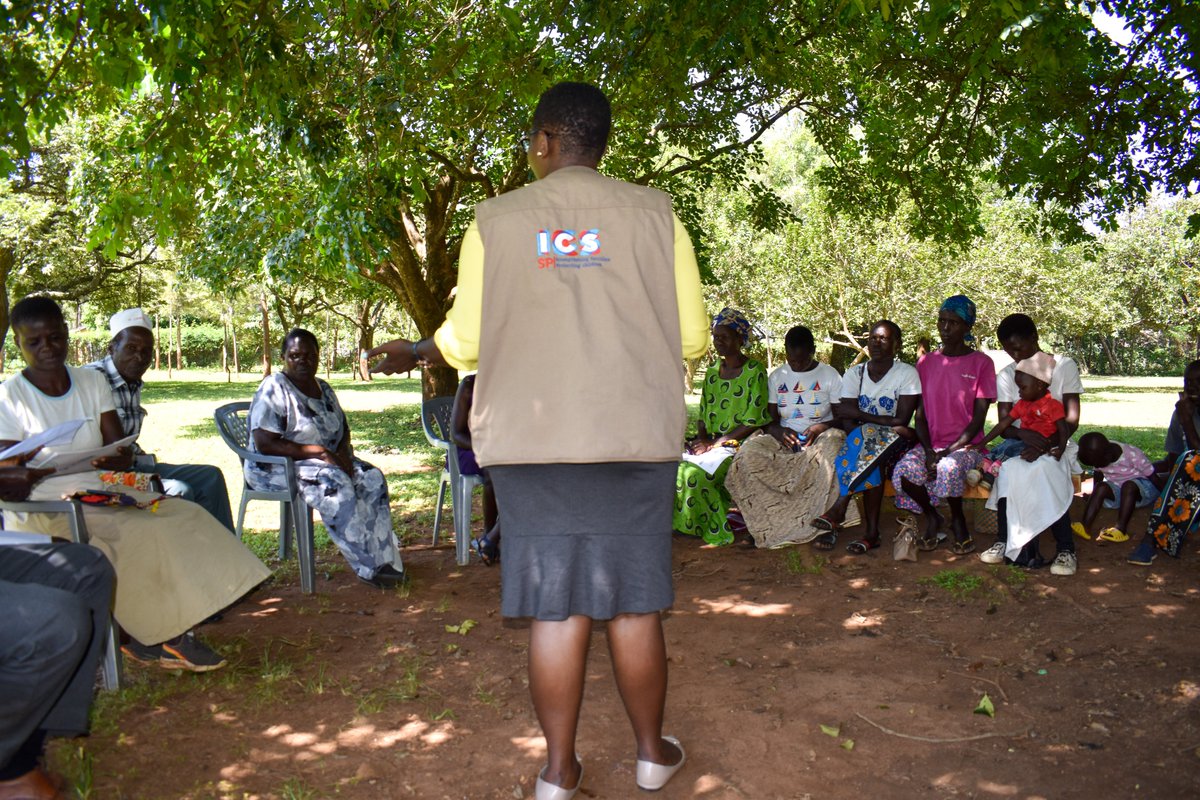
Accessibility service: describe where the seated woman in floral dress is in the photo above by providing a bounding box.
[1128,359,1200,565]
[673,308,770,547]
[247,328,406,588]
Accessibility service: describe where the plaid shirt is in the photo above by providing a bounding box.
[85,355,147,450]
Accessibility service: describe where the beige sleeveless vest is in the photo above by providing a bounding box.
[470,166,686,466]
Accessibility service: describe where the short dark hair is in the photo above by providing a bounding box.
[784,325,815,352]
[997,313,1037,342]
[1185,359,1200,376]
[280,328,319,358]
[871,319,903,352]
[1077,431,1108,466]
[531,82,611,161]
[10,296,65,332]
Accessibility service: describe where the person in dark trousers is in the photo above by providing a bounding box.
[0,453,115,800]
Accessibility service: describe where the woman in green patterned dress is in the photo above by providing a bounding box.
[674,308,771,546]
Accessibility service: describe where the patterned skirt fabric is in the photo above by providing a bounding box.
[725,431,860,548]
[836,423,907,496]
[491,461,676,621]
[891,446,983,512]
[673,456,735,546]
[1149,450,1200,557]
[247,457,402,580]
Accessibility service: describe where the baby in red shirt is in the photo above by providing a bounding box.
[975,352,1069,478]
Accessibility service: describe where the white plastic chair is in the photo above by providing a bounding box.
[421,395,484,566]
[213,402,317,594]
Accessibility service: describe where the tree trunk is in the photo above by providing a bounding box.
[324,310,333,380]
[422,366,459,398]
[684,358,701,394]
[222,315,230,382]
[0,246,12,356]
[1100,334,1121,375]
[175,314,183,370]
[357,325,374,382]
[230,304,241,374]
[260,292,272,377]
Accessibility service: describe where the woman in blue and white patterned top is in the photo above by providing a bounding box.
[247,328,405,588]
[811,320,921,554]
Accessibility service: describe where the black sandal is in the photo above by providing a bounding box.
[846,538,880,555]
[812,531,838,551]
[473,535,500,566]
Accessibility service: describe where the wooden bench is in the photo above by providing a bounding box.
[882,474,1082,499]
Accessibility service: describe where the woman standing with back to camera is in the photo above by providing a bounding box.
[369,82,708,799]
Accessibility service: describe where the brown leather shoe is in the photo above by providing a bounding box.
[0,767,66,800]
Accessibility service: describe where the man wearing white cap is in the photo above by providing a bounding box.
[86,308,235,532]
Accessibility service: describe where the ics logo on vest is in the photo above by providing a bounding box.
[536,229,601,269]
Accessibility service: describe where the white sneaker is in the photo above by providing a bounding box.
[1050,551,1077,576]
[965,469,982,487]
[978,542,1006,564]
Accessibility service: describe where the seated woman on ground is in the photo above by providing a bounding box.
[673,308,770,547]
[246,328,406,588]
[0,296,269,672]
[891,295,995,555]
[725,325,853,549]
[1128,359,1200,565]
[1076,431,1162,544]
[451,373,500,565]
[977,313,1084,574]
[811,320,921,554]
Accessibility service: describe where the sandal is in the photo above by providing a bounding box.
[473,535,500,566]
[812,531,838,551]
[916,534,940,552]
[812,514,840,532]
[1097,527,1129,543]
[1071,522,1091,540]
[846,538,880,555]
[950,537,976,555]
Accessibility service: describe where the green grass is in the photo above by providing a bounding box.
[782,548,827,574]
[919,569,985,601]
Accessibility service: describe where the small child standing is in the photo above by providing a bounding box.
[1076,431,1162,542]
[973,352,1068,486]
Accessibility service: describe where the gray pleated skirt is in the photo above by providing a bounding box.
[490,461,676,621]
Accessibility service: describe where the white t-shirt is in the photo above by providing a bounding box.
[840,360,922,418]
[769,362,843,433]
[996,354,1083,407]
[0,366,115,450]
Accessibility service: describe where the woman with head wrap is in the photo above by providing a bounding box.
[890,295,996,553]
[673,308,771,546]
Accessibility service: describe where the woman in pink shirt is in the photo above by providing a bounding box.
[891,295,996,553]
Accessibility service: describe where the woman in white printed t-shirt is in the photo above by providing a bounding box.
[725,325,856,549]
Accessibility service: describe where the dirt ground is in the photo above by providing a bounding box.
[68,495,1200,800]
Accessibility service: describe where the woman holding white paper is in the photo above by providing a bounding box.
[673,308,770,546]
[0,297,268,672]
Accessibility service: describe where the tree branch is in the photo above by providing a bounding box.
[642,102,799,182]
